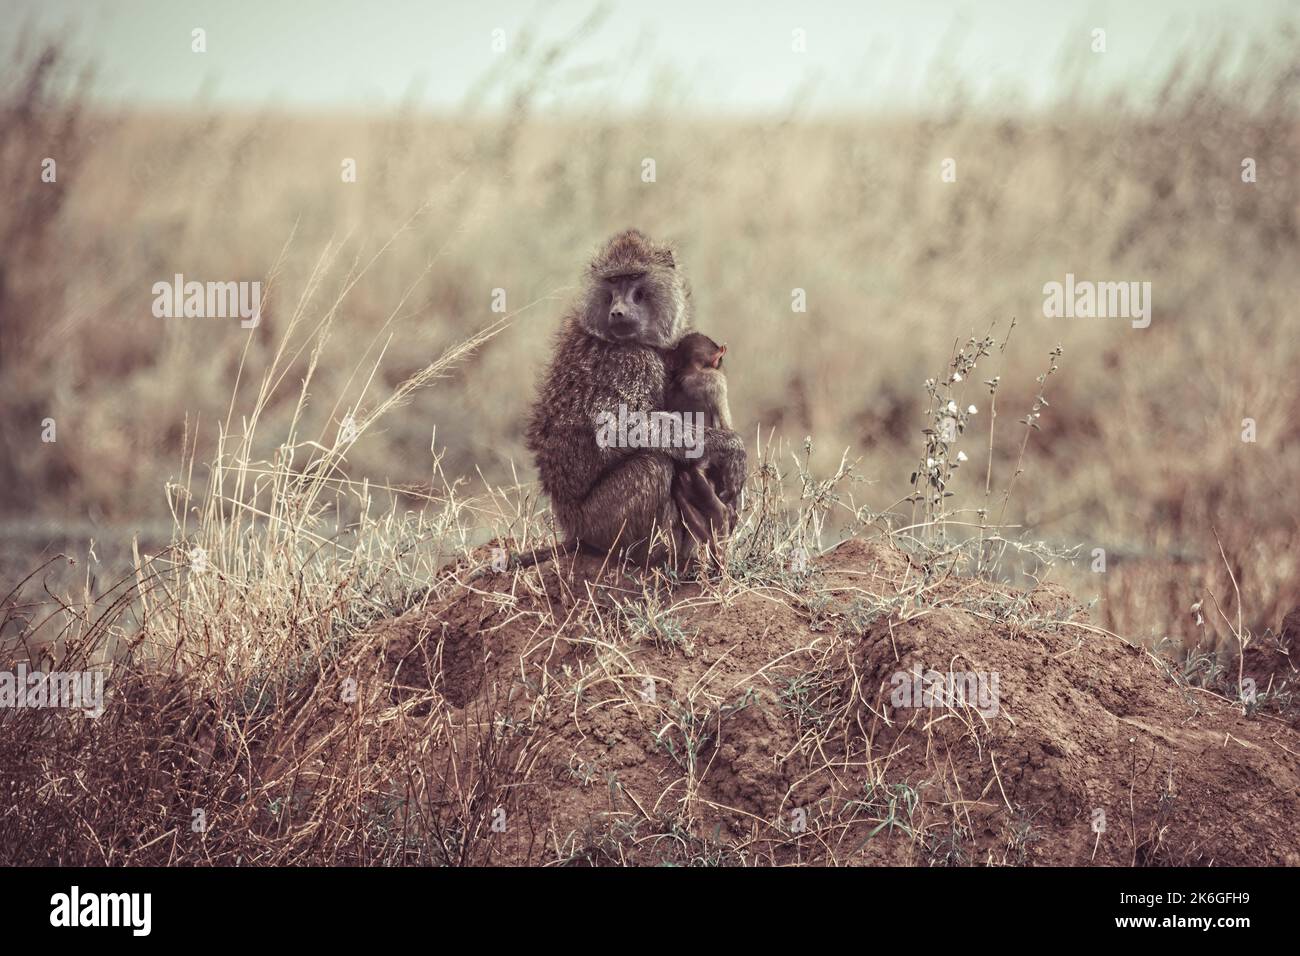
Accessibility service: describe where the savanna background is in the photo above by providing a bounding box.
[2,1,1299,865]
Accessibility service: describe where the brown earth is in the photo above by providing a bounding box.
[343,538,1300,866]
[8,536,1298,866]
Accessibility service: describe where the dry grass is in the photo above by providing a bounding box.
[3,27,1298,656]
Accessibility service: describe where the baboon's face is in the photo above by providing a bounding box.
[582,272,676,347]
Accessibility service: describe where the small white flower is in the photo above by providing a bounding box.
[957,451,969,462]
[951,372,963,382]
[926,458,935,468]
[945,400,958,414]
[967,404,978,414]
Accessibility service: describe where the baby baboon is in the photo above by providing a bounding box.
[525,229,745,565]
[663,331,731,430]
[661,331,736,553]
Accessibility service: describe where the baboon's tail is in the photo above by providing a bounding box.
[463,539,586,584]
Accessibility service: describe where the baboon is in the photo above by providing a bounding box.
[661,331,736,556]
[525,229,746,565]
[663,331,732,430]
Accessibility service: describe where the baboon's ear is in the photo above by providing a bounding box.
[711,344,726,368]
[656,246,676,269]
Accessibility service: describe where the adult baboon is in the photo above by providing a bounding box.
[525,229,745,564]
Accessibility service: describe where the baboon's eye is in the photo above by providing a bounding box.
[631,287,644,304]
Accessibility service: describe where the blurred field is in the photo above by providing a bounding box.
[2,28,1299,654]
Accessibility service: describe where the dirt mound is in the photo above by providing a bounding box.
[1241,605,1300,695]
[359,538,1300,865]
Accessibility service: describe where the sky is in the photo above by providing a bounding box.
[2,0,1294,115]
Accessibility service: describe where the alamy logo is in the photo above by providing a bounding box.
[152,273,262,328]
[49,886,151,936]
[1042,273,1151,328]
[595,405,705,459]
[0,663,104,718]
[890,669,1000,718]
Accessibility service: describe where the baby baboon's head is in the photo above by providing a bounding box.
[668,331,726,376]
[580,229,690,348]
